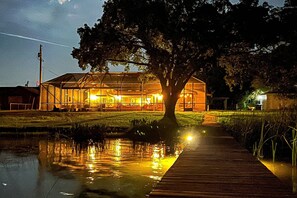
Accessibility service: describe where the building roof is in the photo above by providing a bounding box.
[43,72,205,89]
[0,86,39,95]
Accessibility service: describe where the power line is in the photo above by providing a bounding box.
[43,66,59,77]
[0,32,71,48]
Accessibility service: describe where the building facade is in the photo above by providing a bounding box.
[40,72,206,112]
[260,93,297,110]
[0,86,39,110]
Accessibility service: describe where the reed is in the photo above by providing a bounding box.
[271,139,277,163]
[252,142,258,156]
[252,119,276,159]
[69,123,106,143]
[128,118,179,143]
[282,126,297,166]
[220,110,297,162]
[257,119,265,158]
[292,127,297,166]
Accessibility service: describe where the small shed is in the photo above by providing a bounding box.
[40,72,206,112]
[261,92,297,110]
[0,86,39,110]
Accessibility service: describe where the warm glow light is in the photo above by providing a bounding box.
[87,163,96,173]
[186,135,193,142]
[115,95,122,101]
[152,145,164,170]
[114,139,121,161]
[158,95,163,100]
[90,94,98,101]
[153,152,160,159]
[88,146,96,160]
[137,98,142,104]
[153,94,163,101]
[37,139,184,188]
[261,159,297,193]
[88,164,94,169]
[152,146,161,159]
[115,144,121,157]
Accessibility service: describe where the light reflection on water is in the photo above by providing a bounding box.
[261,160,297,193]
[0,138,182,198]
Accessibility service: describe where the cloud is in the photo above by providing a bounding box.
[19,7,53,25]
[49,0,71,5]
[58,0,71,5]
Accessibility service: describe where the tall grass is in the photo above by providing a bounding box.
[219,109,297,164]
[283,127,297,166]
[257,119,265,158]
[271,139,277,163]
[293,128,297,166]
[128,118,179,145]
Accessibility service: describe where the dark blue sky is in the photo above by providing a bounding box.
[0,0,285,87]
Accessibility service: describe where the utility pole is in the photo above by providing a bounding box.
[38,45,43,110]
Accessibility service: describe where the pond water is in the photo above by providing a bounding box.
[0,137,182,198]
[1,137,297,197]
[261,160,297,194]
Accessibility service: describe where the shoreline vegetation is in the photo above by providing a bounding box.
[0,110,286,130]
[218,110,297,166]
[1,110,296,164]
[0,110,203,142]
[0,110,202,129]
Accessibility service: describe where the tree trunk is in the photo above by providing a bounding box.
[161,91,179,126]
[157,70,194,127]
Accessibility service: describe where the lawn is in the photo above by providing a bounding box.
[0,110,279,130]
[0,110,205,129]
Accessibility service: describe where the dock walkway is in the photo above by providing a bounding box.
[149,114,294,197]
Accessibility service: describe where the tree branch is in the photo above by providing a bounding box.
[106,59,149,66]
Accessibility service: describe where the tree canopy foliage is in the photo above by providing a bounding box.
[72,0,297,124]
[219,0,297,93]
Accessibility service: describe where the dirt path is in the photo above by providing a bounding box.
[202,113,219,126]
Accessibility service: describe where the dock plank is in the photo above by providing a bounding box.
[149,125,294,197]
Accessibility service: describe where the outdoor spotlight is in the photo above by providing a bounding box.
[186,135,193,142]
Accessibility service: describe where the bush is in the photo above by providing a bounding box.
[127,118,179,144]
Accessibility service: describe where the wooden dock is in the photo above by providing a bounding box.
[149,121,294,197]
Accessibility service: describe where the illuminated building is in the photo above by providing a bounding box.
[40,72,206,111]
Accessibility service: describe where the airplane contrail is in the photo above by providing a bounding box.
[0,32,71,48]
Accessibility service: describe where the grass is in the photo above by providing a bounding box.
[0,110,277,130]
[0,110,204,129]
[215,109,297,165]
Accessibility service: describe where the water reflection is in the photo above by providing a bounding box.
[261,160,297,193]
[0,138,182,197]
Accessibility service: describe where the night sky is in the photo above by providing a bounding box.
[0,0,284,87]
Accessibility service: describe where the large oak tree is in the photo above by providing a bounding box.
[72,0,291,125]
[73,0,230,125]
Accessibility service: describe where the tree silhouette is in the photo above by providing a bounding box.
[73,0,231,125]
[218,1,297,94]
[72,0,294,125]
